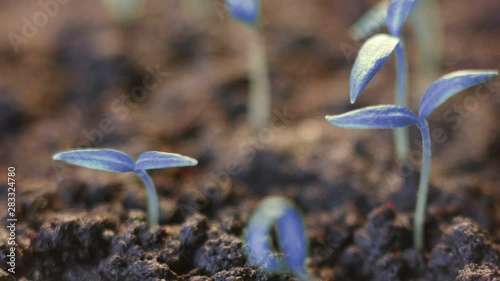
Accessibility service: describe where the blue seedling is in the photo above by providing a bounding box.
[327,70,498,250]
[226,0,271,131]
[350,0,422,161]
[245,196,317,281]
[350,0,441,87]
[53,148,198,227]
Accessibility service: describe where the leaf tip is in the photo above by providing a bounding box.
[325,115,339,126]
[350,91,358,104]
[186,157,198,166]
[52,152,63,161]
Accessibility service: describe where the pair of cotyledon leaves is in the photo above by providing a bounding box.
[53,149,198,173]
[346,0,497,127]
[225,0,260,27]
[331,70,498,129]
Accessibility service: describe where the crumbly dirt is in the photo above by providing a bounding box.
[0,0,499,280]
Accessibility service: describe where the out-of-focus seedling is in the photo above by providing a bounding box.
[102,0,144,55]
[245,196,317,281]
[350,0,441,91]
[103,0,144,24]
[53,149,197,227]
[226,0,271,131]
[349,1,389,41]
[327,70,498,250]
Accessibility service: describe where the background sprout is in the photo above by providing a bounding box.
[226,0,271,131]
[102,0,144,24]
[350,0,442,93]
[326,70,498,250]
[245,197,317,281]
[53,148,198,227]
[409,0,442,93]
[387,0,418,161]
[102,0,144,55]
[348,1,388,41]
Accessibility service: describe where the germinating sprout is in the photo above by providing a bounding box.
[327,70,498,250]
[245,196,317,281]
[349,0,432,161]
[102,0,144,24]
[53,148,198,227]
[226,0,271,131]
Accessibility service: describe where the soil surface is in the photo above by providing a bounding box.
[0,1,499,280]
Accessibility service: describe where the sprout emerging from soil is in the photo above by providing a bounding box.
[327,70,498,250]
[245,196,317,281]
[226,0,271,131]
[53,149,197,227]
[350,0,431,161]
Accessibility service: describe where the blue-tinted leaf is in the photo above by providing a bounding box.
[135,151,198,171]
[326,105,418,129]
[349,1,389,41]
[245,197,290,273]
[226,0,260,27]
[418,70,499,118]
[277,204,308,274]
[350,34,400,103]
[387,0,420,37]
[53,149,134,173]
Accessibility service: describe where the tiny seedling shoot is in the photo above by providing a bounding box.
[226,0,271,131]
[350,0,426,161]
[53,148,198,227]
[350,0,442,93]
[103,0,144,24]
[245,196,318,281]
[326,70,498,250]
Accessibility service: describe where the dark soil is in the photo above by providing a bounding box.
[1,0,500,280]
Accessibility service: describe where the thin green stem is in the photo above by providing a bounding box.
[135,169,159,227]
[394,40,410,160]
[248,29,271,131]
[414,119,431,250]
[410,0,441,94]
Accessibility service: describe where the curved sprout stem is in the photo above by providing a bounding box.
[248,28,271,131]
[394,40,410,160]
[135,169,159,227]
[414,119,431,250]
